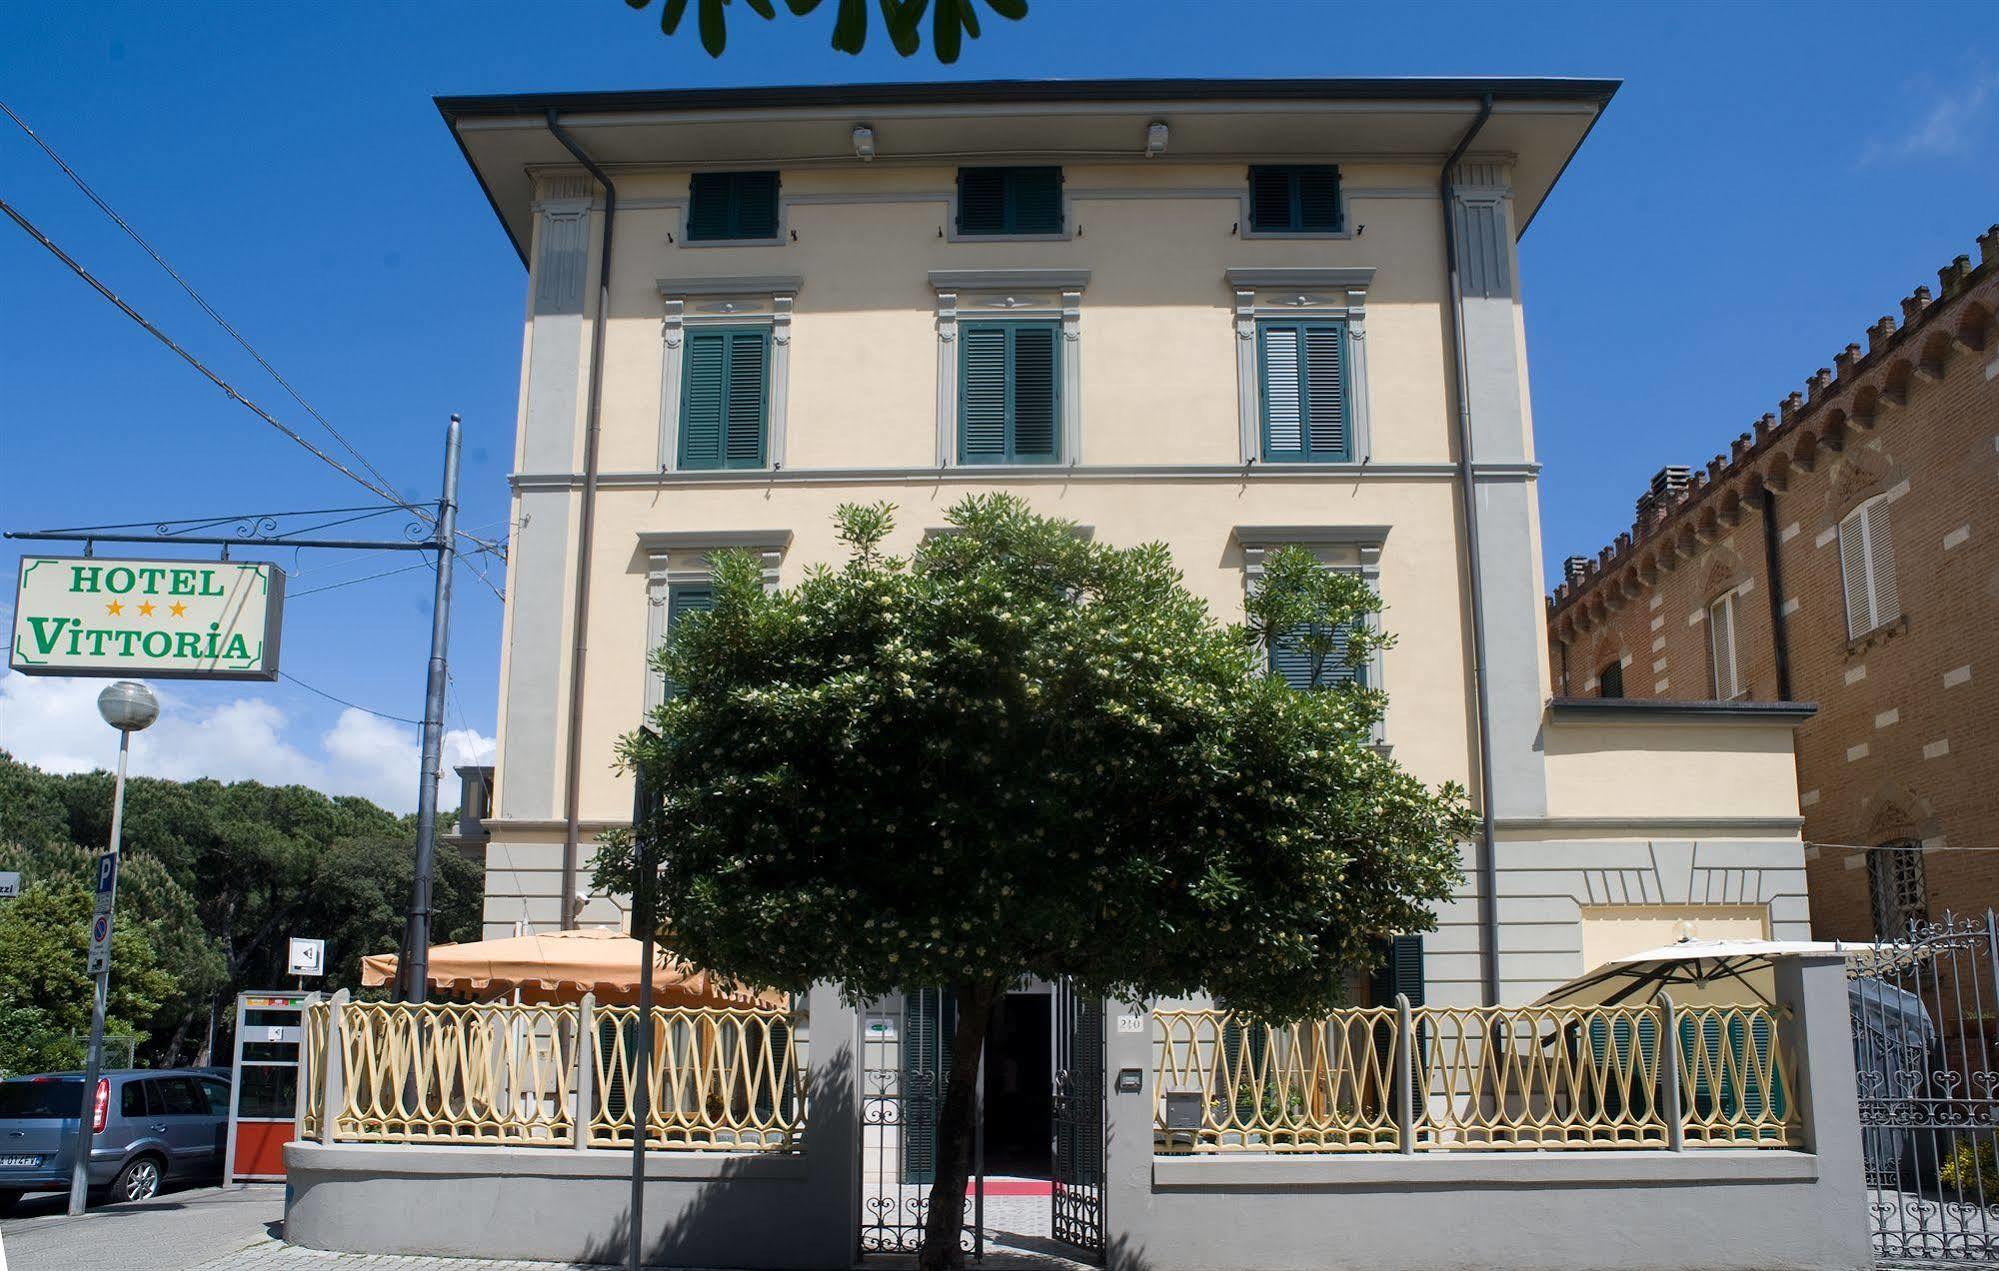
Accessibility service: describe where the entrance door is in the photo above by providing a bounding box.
[982,994,1053,1178]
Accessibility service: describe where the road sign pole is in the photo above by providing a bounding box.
[68,727,130,1216]
[399,415,461,1004]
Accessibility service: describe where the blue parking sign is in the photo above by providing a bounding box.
[95,852,117,895]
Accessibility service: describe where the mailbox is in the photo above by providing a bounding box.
[223,990,317,1182]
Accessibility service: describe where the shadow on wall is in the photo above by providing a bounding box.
[576,1039,853,1271]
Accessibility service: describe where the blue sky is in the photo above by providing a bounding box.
[3,0,1995,809]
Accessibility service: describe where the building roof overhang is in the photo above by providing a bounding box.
[437,76,1619,265]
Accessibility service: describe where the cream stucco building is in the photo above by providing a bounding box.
[442,77,1815,1009]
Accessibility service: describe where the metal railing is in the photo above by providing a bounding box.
[1154,1007,1402,1152]
[302,995,803,1152]
[1155,997,1799,1154]
[589,1002,802,1151]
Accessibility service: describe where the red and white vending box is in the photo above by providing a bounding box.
[223,991,316,1182]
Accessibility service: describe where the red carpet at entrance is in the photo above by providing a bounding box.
[975,1177,1054,1196]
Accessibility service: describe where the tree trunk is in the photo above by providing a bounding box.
[917,981,1000,1271]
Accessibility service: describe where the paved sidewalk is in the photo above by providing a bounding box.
[183,1246,1084,1270]
[0,1184,282,1271]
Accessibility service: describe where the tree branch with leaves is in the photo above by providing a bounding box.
[623,0,1026,61]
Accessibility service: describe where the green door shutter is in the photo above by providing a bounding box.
[1370,934,1425,1007]
[680,329,768,470]
[901,988,956,1185]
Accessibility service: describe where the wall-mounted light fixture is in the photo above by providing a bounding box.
[1144,122,1169,158]
[852,125,876,161]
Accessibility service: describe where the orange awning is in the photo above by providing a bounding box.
[359,926,783,1008]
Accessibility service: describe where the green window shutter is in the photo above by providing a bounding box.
[956,166,1063,235]
[680,332,727,467]
[959,323,1060,463]
[662,585,712,700]
[959,325,1009,459]
[1269,618,1363,690]
[679,329,768,470]
[1010,325,1058,458]
[1248,167,1294,233]
[1369,934,1425,1007]
[723,330,769,466]
[1294,167,1341,231]
[1247,166,1342,233]
[1259,321,1350,462]
[686,171,779,241]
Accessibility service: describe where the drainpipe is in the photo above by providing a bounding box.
[1761,490,1793,700]
[1440,94,1501,1006]
[546,110,615,930]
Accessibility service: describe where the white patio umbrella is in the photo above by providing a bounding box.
[1533,938,1846,1010]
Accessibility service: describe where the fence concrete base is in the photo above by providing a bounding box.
[284,1141,849,1268]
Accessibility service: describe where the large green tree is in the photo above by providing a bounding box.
[0,754,483,1066]
[597,494,1472,1268]
[0,881,177,1075]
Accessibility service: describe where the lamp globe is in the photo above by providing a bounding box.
[96,681,159,734]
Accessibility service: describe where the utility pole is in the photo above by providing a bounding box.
[399,416,461,1003]
[69,681,158,1216]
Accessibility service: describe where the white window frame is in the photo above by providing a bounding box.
[656,276,799,472]
[929,269,1086,468]
[1227,267,1374,465]
[1838,493,1900,640]
[1708,590,1743,700]
[638,530,789,716]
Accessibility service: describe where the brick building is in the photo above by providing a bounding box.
[1547,226,1999,943]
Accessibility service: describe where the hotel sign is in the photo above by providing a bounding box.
[10,556,284,681]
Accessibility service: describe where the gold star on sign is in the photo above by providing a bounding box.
[169,601,187,618]
[105,601,123,617]
[138,602,156,617]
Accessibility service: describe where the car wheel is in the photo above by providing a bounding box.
[0,1189,22,1216]
[111,1155,163,1203]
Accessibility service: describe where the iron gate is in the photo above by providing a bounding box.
[1052,984,1106,1261]
[1849,911,1999,1267]
[859,990,980,1259]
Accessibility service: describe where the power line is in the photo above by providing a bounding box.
[0,190,504,561]
[0,100,413,511]
[287,559,436,598]
[279,671,424,725]
[0,196,427,515]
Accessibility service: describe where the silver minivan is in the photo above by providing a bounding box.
[0,1069,231,1212]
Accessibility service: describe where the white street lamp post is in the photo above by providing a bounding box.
[67,680,158,1217]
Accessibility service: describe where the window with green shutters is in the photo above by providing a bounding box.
[685,171,780,241]
[660,583,712,701]
[955,166,1064,236]
[1257,321,1352,462]
[958,321,1060,463]
[678,328,770,469]
[1247,165,1343,234]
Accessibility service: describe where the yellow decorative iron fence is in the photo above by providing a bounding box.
[1675,1004,1798,1146]
[1153,1008,1401,1153]
[298,996,804,1152]
[1413,1004,1666,1150]
[587,1003,802,1151]
[1152,997,1798,1154]
[300,1000,328,1139]
[337,1000,579,1145]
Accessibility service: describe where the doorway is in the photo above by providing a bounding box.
[982,992,1053,1177]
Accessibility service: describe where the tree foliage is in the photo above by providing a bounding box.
[621,0,1026,61]
[0,752,483,1068]
[596,494,1471,1267]
[0,881,176,1075]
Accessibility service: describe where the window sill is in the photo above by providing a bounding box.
[1846,613,1908,656]
[678,237,788,249]
[949,231,1072,244]
[1241,228,1353,241]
